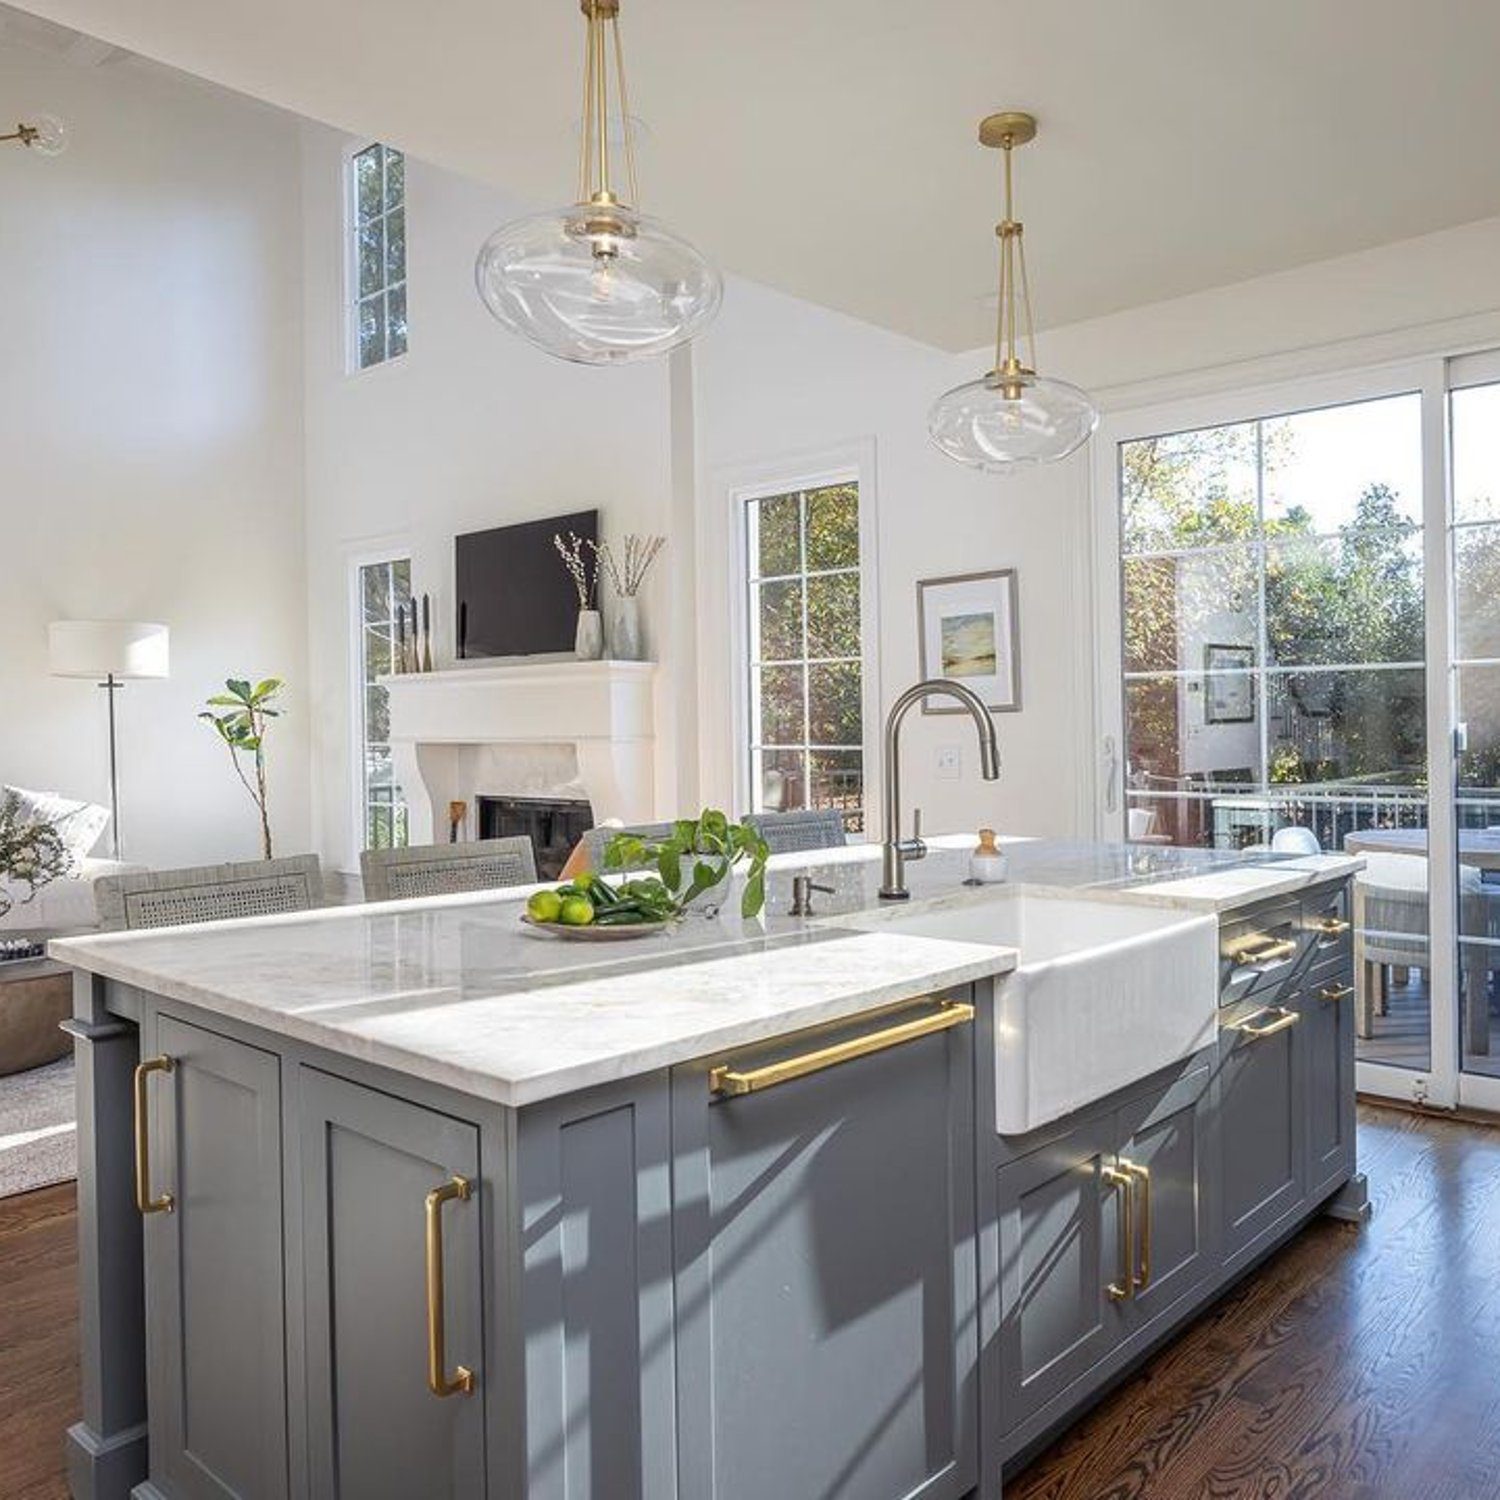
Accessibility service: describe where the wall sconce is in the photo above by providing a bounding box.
[2,114,67,156]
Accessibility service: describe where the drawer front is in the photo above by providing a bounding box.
[1220,899,1306,1009]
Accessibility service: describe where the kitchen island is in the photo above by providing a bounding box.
[52,838,1367,1500]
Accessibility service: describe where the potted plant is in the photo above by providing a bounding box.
[0,792,70,919]
[605,809,770,918]
[199,678,284,860]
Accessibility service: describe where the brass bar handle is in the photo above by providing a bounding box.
[1319,983,1355,1003]
[1103,1166,1134,1302]
[1314,916,1351,937]
[1232,1005,1300,1040]
[1123,1159,1152,1291]
[425,1175,475,1399]
[1234,935,1299,968]
[132,1056,174,1216]
[708,1000,975,1097]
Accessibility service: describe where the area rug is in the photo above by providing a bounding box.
[0,1056,76,1197]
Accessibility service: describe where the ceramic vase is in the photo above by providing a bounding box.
[608,595,643,660]
[574,609,604,661]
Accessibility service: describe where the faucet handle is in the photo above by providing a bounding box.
[912,807,922,841]
[903,806,928,863]
[790,875,837,917]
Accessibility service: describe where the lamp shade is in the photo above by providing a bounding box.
[48,621,170,679]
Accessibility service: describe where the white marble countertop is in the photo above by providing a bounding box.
[50,837,1358,1106]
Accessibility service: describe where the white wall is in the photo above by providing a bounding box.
[0,40,310,868]
[692,281,1087,840]
[299,131,678,871]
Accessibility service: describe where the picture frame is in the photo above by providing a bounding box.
[1203,643,1255,723]
[916,569,1021,713]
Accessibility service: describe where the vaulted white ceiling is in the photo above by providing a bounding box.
[10,0,1500,350]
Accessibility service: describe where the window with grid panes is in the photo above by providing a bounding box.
[357,557,412,850]
[744,482,866,833]
[350,143,407,369]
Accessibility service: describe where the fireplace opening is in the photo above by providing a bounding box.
[476,795,593,881]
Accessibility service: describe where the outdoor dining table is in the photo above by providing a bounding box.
[1344,826,1500,871]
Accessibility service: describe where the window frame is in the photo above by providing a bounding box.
[344,141,408,373]
[347,542,413,870]
[726,444,881,836]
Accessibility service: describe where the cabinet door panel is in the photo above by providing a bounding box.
[146,1013,287,1500]
[1306,970,1356,1198]
[1116,1062,1216,1328]
[673,1002,977,1500]
[1219,1009,1307,1268]
[518,1082,676,1500]
[995,1120,1123,1431]
[298,1069,484,1500]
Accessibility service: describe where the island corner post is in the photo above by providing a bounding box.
[62,968,150,1500]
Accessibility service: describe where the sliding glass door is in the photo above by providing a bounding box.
[1098,356,1500,1108]
[1449,362,1500,1105]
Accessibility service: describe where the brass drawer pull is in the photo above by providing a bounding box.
[425,1175,475,1398]
[1319,983,1355,1002]
[1232,1005,1300,1039]
[708,1000,975,1097]
[1234,935,1298,967]
[1123,1159,1152,1291]
[1315,917,1351,937]
[1103,1165,1134,1302]
[132,1055,174,1216]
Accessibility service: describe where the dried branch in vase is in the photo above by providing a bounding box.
[553,531,597,609]
[593,533,666,598]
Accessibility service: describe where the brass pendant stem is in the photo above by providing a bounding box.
[576,1,638,210]
[982,113,1039,387]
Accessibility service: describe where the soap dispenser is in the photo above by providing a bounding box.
[968,828,1008,885]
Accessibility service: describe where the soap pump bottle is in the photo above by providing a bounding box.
[968,828,1008,885]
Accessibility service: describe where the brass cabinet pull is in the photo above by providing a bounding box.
[425,1175,475,1398]
[1122,1159,1152,1291]
[1315,916,1351,937]
[708,1000,975,1097]
[1234,934,1298,968]
[1319,983,1355,1002]
[132,1056,174,1216]
[1232,1005,1300,1040]
[1103,1165,1134,1302]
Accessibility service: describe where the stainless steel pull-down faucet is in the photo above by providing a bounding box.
[880,678,1001,900]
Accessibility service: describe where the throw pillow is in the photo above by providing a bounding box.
[2,785,111,870]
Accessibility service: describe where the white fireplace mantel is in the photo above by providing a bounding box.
[382,660,657,844]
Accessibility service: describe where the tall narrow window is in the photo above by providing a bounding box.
[745,481,867,832]
[349,143,407,369]
[357,557,412,850]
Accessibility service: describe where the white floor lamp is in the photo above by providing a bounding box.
[48,621,170,861]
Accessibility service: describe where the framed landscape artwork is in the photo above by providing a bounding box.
[916,569,1021,713]
[1203,642,1255,723]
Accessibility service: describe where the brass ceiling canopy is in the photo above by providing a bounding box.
[927,108,1099,474]
[0,115,67,156]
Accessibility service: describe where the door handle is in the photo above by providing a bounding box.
[1233,934,1299,970]
[1314,917,1351,937]
[1102,735,1119,816]
[708,1001,974,1096]
[1319,983,1355,1003]
[1231,1005,1300,1040]
[1103,1165,1134,1302]
[425,1175,475,1398]
[1122,1159,1151,1291]
[132,1055,174,1216]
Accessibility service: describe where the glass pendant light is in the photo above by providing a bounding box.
[475,0,722,365]
[929,112,1098,472]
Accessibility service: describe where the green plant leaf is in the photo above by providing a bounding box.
[741,868,766,919]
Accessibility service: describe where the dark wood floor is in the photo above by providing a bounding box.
[3,1106,1498,1500]
[0,1181,78,1500]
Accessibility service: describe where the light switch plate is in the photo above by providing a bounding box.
[936,744,962,780]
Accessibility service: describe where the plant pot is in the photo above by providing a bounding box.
[608,596,643,661]
[575,609,604,660]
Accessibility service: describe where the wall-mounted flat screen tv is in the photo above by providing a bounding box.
[456,509,598,659]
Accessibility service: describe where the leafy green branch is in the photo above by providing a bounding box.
[605,809,771,919]
[199,678,284,860]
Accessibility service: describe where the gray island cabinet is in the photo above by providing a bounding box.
[55,856,1364,1500]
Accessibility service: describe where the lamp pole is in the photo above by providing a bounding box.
[101,673,123,860]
